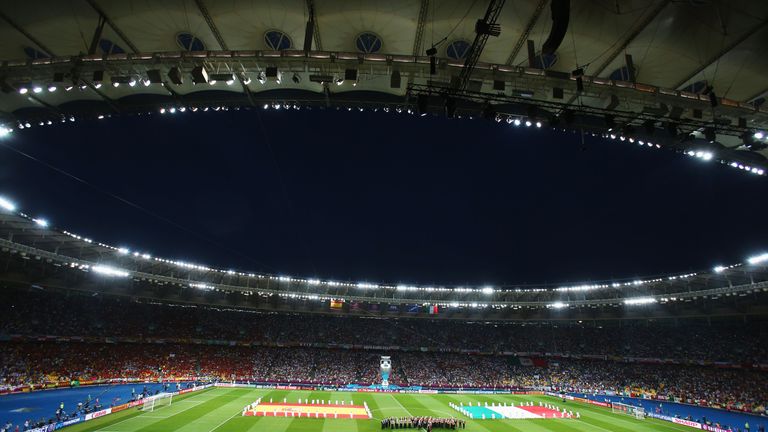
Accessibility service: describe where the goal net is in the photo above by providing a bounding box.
[611,402,645,420]
[141,393,173,412]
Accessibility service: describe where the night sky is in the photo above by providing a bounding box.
[1,108,767,286]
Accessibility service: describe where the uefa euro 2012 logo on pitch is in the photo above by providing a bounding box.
[380,356,392,387]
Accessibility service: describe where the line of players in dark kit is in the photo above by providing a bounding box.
[381,417,465,430]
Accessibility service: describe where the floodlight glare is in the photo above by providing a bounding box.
[0,196,16,211]
[747,253,768,265]
[33,218,49,227]
[624,297,657,305]
[91,265,130,278]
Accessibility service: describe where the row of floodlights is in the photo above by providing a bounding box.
[2,191,766,295]
[14,67,330,95]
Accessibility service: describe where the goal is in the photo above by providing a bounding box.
[141,393,173,412]
[611,402,645,420]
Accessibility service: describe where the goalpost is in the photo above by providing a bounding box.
[611,402,645,420]
[141,393,173,412]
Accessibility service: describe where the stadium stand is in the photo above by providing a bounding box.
[1,286,766,420]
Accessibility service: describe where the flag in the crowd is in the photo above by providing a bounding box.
[350,301,361,311]
[509,356,548,367]
[407,304,421,313]
[368,303,380,312]
[329,299,344,310]
[426,304,439,314]
[387,304,400,313]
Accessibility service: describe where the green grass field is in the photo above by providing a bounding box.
[61,387,695,432]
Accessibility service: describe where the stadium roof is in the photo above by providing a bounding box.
[1,0,768,170]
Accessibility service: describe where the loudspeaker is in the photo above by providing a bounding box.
[191,66,208,84]
[167,67,182,85]
[147,69,163,84]
[542,0,570,55]
[390,71,401,89]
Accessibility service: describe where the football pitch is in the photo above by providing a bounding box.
[62,387,696,432]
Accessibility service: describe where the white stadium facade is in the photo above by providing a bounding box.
[0,0,767,173]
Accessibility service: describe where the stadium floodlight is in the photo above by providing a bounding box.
[117,247,130,255]
[481,286,494,294]
[713,265,726,273]
[747,253,768,265]
[0,127,11,138]
[91,265,130,278]
[755,131,765,140]
[535,121,542,128]
[623,297,657,305]
[18,87,29,94]
[524,120,532,127]
[33,218,49,227]
[32,86,43,93]
[0,196,16,211]
[513,118,521,126]
[47,84,57,92]
[549,302,568,309]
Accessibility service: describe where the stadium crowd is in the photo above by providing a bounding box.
[1,342,766,416]
[0,287,766,422]
[1,288,766,364]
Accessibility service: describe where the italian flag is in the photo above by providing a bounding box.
[510,356,548,367]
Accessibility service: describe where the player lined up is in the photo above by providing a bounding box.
[381,417,465,430]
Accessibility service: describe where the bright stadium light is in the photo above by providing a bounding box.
[747,253,768,265]
[549,302,568,309]
[117,247,130,255]
[91,265,130,277]
[18,87,28,95]
[481,286,494,294]
[713,265,726,273]
[0,127,12,138]
[32,86,43,93]
[0,196,16,211]
[33,218,49,227]
[755,131,765,140]
[623,297,657,305]
[513,119,521,126]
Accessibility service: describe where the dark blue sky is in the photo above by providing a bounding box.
[1,108,767,286]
